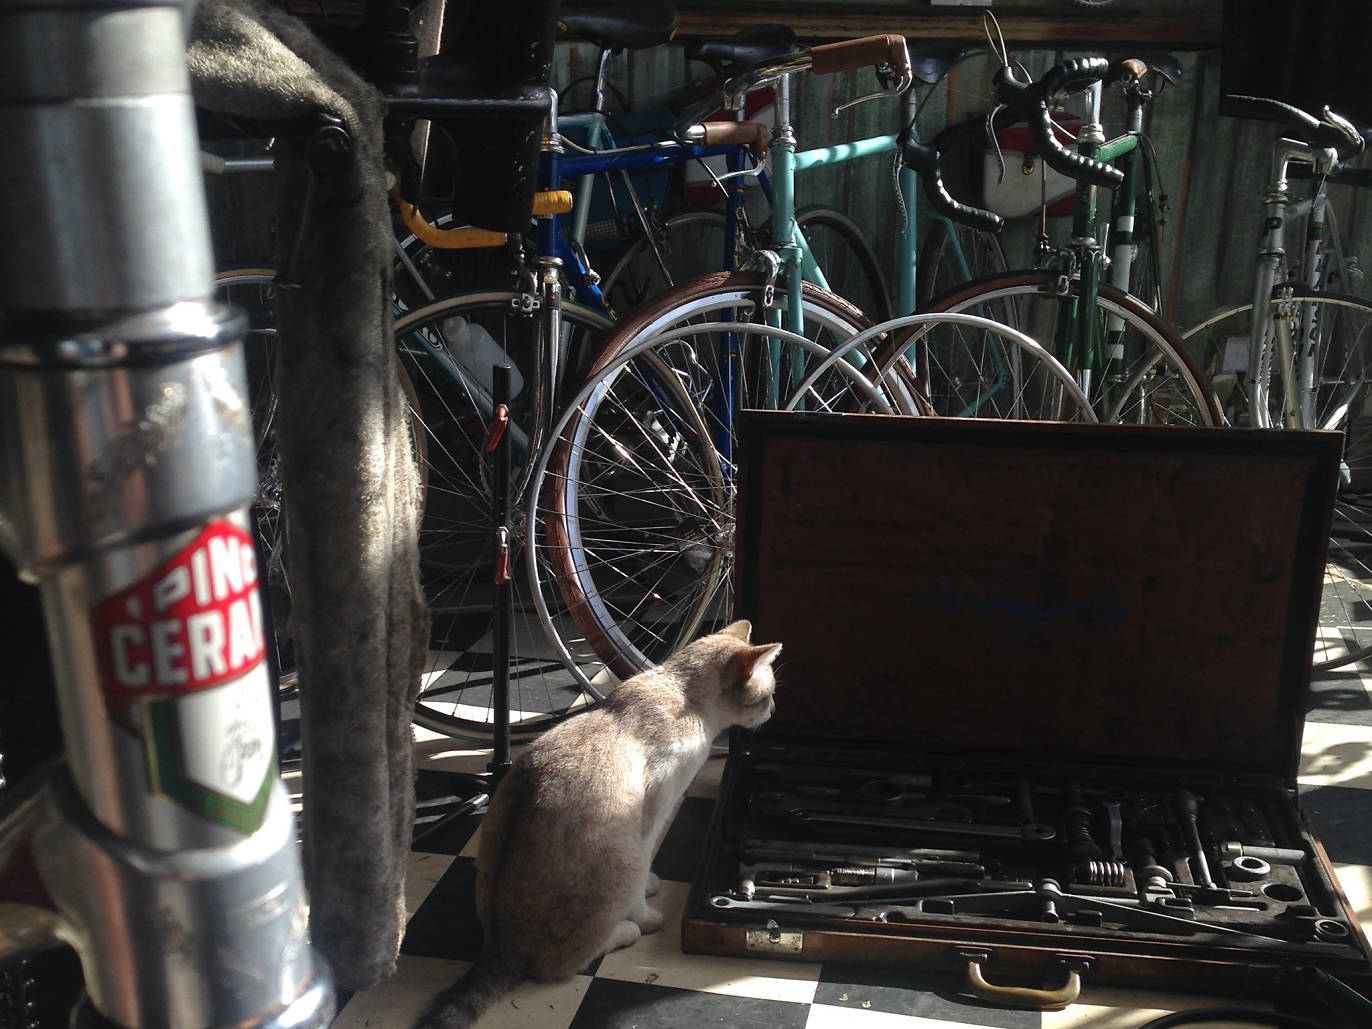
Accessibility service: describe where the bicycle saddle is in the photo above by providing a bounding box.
[685,24,798,74]
[905,41,969,86]
[558,0,678,50]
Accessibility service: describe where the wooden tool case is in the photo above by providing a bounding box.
[683,412,1370,1005]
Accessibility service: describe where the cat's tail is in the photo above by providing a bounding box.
[410,952,523,1029]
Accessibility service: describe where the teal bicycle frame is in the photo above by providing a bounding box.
[763,75,969,407]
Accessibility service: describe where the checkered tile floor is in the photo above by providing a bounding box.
[319,634,1372,1029]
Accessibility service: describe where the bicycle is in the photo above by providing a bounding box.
[518,34,1101,692]
[905,52,1220,427]
[202,13,796,723]
[1178,94,1372,670]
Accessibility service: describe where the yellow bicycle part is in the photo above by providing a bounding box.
[392,190,574,250]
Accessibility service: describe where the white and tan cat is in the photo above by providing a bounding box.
[412,620,781,1029]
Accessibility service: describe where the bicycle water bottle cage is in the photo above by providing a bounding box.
[685,24,798,76]
[557,1,677,52]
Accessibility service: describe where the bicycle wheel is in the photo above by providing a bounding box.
[215,269,428,694]
[1183,292,1372,432]
[915,217,1009,312]
[394,291,617,741]
[796,205,893,323]
[599,209,731,315]
[527,273,878,683]
[914,271,1220,426]
[214,269,294,689]
[790,312,1096,424]
[1183,293,1372,671]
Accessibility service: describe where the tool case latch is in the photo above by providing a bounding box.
[746,919,804,955]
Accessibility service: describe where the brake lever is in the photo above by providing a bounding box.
[986,102,1008,185]
[832,72,914,119]
[1321,106,1365,155]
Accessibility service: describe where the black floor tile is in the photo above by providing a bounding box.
[567,977,808,1029]
[816,963,1042,1027]
[1298,784,1372,864]
[1306,670,1372,726]
[411,769,487,854]
[652,796,715,884]
[402,857,483,961]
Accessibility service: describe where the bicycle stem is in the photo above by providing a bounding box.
[0,1,332,1025]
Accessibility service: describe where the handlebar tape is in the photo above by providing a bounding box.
[809,34,910,80]
[901,138,1004,234]
[696,120,772,157]
[1224,94,1367,159]
[996,58,1124,190]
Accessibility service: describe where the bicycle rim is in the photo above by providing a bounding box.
[215,269,294,690]
[394,291,617,741]
[216,268,430,698]
[797,206,893,323]
[600,209,731,316]
[1184,294,1372,669]
[915,218,1008,313]
[528,273,873,682]
[920,272,1220,426]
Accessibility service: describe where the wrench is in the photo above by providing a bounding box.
[751,789,976,824]
[742,838,981,865]
[709,894,857,918]
[1174,790,1216,888]
[794,811,1056,841]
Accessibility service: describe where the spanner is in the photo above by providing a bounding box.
[709,894,857,918]
[794,811,1056,841]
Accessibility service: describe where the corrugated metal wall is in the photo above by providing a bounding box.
[205,36,1371,337]
[557,40,1372,334]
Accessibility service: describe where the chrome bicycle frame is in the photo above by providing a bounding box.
[0,1,334,1025]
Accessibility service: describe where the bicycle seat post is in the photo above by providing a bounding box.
[0,1,333,1024]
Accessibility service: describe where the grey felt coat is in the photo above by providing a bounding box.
[188,0,429,991]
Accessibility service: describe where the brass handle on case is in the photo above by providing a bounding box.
[964,959,1082,1010]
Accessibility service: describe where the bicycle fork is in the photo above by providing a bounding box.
[0,2,333,1025]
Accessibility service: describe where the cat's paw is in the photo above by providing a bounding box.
[634,905,665,935]
[645,872,661,897]
[606,919,643,952]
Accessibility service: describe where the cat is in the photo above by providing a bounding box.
[412,619,782,1029]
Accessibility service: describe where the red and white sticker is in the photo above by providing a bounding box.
[96,521,266,715]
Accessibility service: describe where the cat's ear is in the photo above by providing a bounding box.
[720,619,753,642]
[731,642,782,682]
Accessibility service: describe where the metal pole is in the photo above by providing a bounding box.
[489,364,513,782]
[0,0,334,1025]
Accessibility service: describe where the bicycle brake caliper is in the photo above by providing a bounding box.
[752,249,782,308]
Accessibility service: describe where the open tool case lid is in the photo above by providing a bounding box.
[732,413,1343,786]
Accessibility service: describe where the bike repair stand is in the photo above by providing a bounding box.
[412,363,515,845]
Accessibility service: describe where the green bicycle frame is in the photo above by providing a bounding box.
[1056,80,1150,408]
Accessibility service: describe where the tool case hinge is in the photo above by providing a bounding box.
[746,919,804,955]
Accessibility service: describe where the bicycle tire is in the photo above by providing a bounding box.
[600,209,731,315]
[392,290,617,741]
[528,273,876,681]
[1184,293,1372,672]
[796,205,894,323]
[915,217,1009,313]
[911,271,1221,426]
